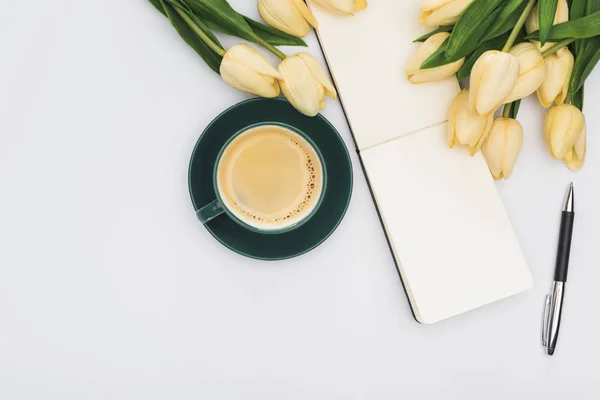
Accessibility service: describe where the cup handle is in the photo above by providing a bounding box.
[196,200,225,224]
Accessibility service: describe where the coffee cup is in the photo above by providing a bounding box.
[196,123,327,234]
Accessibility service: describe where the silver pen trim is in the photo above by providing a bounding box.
[543,281,565,355]
[563,183,574,212]
[542,295,551,348]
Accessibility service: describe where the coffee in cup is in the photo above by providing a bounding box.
[214,124,324,232]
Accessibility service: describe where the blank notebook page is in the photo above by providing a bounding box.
[311,0,533,323]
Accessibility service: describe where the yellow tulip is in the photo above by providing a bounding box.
[420,0,474,26]
[526,0,569,53]
[309,0,368,15]
[537,48,574,108]
[482,118,524,180]
[544,104,586,161]
[469,50,519,115]
[258,0,318,38]
[505,42,546,103]
[448,89,494,155]
[278,52,337,117]
[565,127,586,171]
[406,32,465,84]
[220,44,282,98]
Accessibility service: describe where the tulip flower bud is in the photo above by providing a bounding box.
[310,0,368,15]
[469,51,519,116]
[544,104,586,161]
[537,48,574,108]
[505,43,546,103]
[220,44,283,98]
[278,52,337,117]
[406,32,465,84]
[565,127,586,171]
[420,0,474,26]
[448,89,494,155]
[258,0,318,38]
[482,118,524,180]
[526,0,569,53]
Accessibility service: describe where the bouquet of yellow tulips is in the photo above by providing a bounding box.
[407,0,599,179]
[147,0,367,116]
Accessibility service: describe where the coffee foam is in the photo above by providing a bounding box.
[217,126,323,230]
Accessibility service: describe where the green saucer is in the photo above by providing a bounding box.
[188,98,353,261]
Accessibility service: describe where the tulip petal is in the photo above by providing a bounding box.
[355,0,368,11]
[297,53,337,99]
[470,51,519,115]
[420,0,473,27]
[482,120,506,180]
[526,0,569,34]
[538,49,574,108]
[448,90,493,154]
[291,0,319,28]
[448,90,459,148]
[505,43,546,103]
[501,119,524,179]
[566,127,587,171]
[454,90,492,153]
[406,32,463,83]
[406,33,449,76]
[226,44,283,79]
[221,59,281,98]
[553,105,585,159]
[544,104,586,160]
[543,106,558,158]
[258,0,311,38]
[483,118,523,180]
[278,56,322,116]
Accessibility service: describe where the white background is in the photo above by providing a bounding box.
[1,1,599,399]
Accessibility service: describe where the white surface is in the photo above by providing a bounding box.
[314,0,531,324]
[362,124,532,323]
[1,1,599,399]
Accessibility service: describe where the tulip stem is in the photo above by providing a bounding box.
[542,38,576,58]
[502,0,538,52]
[502,103,512,118]
[257,37,287,60]
[173,5,226,57]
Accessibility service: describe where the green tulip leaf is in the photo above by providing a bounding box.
[509,100,521,119]
[484,0,527,41]
[446,0,505,59]
[570,0,589,55]
[413,26,454,43]
[527,10,600,40]
[586,0,600,16]
[165,0,224,48]
[244,17,307,47]
[570,37,600,92]
[160,0,222,74]
[420,38,450,69]
[539,0,559,46]
[421,7,503,70]
[571,0,588,21]
[184,0,259,43]
[571,85,585,111]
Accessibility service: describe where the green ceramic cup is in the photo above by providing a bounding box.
[196,122,328,235]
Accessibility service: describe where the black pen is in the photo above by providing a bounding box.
[542,183,575,356]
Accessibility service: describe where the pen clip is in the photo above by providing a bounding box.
[542,294,551,348]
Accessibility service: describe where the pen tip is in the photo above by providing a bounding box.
[563,183,575,212]
[548,347,555,356]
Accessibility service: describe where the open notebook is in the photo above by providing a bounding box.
[310,0,533,324]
